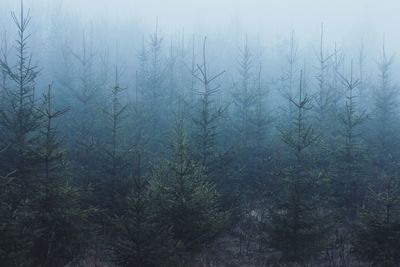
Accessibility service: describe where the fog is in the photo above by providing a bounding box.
[1,0,399,81]
[2,1,400,266]
[2,0,398,38]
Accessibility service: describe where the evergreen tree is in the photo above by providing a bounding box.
[335,61,368,222]
[0,4,91,265]
[253,62,270,151]
[353,158,400,266]
[151,118,227,250]
[111,158,175,267]
[191,37,226,172]
[0,3,44,264]
[232,35,271,186]
[278,30,299,119]
[0,0,42,193]
[67,30,106,195]
[97,63,130,216]
[329,43,345,118]
[232,35,255,147]
[270,71,328,263]
[138,20,170,156]
[0,32,10,106]
[0,157,33,266]
[314,23,334,134]
[30,85,91,267]
[312,24,336,176]
[370,43,399,172]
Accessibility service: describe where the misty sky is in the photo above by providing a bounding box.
[1,0,398,45]
[1,0,399,80]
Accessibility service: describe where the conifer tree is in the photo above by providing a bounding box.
[67,30,106,193]
[278,30,299,119]
[0,162,32,266]
[370,43,399,171]
[191,37,225,172]
[358,50,400,265]
[151,118,227,250]
[330,43,345,117]
[0,0,42,193]
[232,35,255,147]
[335,61,368,221]
[231,35,259,195]
[139,20,170,155]
[253,62,270,150]
[353,157,400,267]
[314,23,334,134]
[0,33,9,106]
[0,3,43,264]
[30,85,90,267]
[0,4,91,265]
[111,161,175,266]
[97,62,131,216]
[270,71,328,263]
[232,38,271,236]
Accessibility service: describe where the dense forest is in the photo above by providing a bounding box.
[1,1,400,266]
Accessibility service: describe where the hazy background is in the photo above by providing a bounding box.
[1,0,398,43]
[0,0,399,92]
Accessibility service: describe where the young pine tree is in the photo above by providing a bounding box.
[232,35,256,148]
[0,0,42,195]
[111,156,175,267]
[270,71,328,263]
[353,157,400,267]
[232,36,269,189]
[97,63,130,217]
[279,30,299,119]
[151,118,227,250]
[0,33,10,106]
[314,23,334,135]
[139,21,170,156]
[0,160,32,266]
[370,43,399,172]
[31,85,91,267]
[191,37,226,173]
[67,31,105,194]
[1,4,91,265]
[356,50,400,267]
[335,61,368,222]
[0,3,44,264]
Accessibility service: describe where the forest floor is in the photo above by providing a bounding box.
[188,233,266,267]
[77,231,266,267]
[77,228,369,267]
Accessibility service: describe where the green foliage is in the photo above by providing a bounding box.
[270,71,329,263]
[269,168,329,263]
[353,218,400,267]
[151,121,227,249]
[111,174,175,267]
[29,184,91,267]
[3,2,400,266]
[353,170,400,267]
[28,85,92,266]
[334,62,368,222]
[0,0,42,193]
[0,14,92,262]
[96,71,131,217]
[0,169,32,266]
[191,38,226,171]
